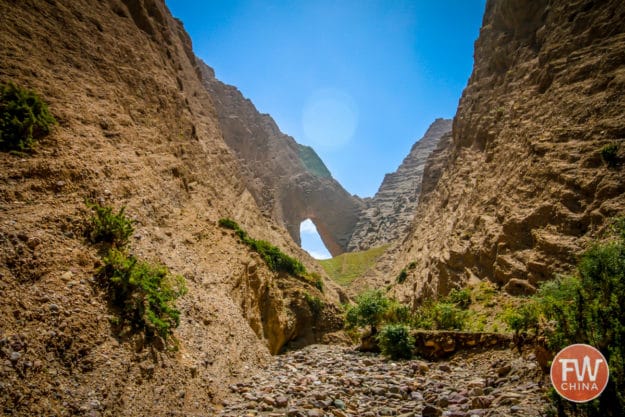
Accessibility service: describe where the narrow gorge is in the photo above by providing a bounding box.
[1,0,624,416]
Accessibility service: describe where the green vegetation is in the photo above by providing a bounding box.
[87,202,186,342]
[98,249,187,339]
[345,290,391,333]
[446,288,472,309]
[297,144,332,178]
[86,201,135,247]
[304,292,324,319]
[498,217,625,416]
[600,142,619,167]
[395,269,408,284]
[0,82,56,151]
[377,323,414,360]
[319,245,389,285]
[219,218,306,277]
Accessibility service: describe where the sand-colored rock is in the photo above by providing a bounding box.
[0,1,343,415]
[200,64,364,256]
[347,119,452,251]
[357,0,625,303]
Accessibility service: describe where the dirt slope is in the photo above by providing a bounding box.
[200,63,364,256]
[0,1,342,415]
[357,0,625,303]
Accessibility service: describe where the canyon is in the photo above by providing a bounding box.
[0,0,624,416]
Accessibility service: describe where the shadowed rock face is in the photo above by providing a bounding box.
[347,119,452,251]
[389,0,625,302]
[200,63,364,256]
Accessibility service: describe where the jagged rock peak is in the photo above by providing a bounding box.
[199,62,364,256]
[389,0,625,303]
[347,118,452,251]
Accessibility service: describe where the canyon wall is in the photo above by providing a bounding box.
[387,0,625,303]
[347,118,451,251]
[200,65,364,256]
[0,1,343,415]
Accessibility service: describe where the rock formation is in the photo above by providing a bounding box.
[0,1,344,415]
[382,0,625,303]
[200,65,364,256]
[347,118,452,251]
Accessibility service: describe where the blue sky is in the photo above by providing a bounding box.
[165,0,486,258]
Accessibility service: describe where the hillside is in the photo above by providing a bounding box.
[362,0,625,304]
[347,118,452,252]
[200,63,364,256]
[0,1,343,415]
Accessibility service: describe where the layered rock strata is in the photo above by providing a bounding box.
[389,0,625,303]
[0,1,343,415]
[347,118,452,251]
[200,65,364,256]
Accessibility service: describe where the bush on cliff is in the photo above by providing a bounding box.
[219,218,307,277]
[0,82,56,151]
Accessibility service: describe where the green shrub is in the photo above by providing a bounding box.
[0,82,56,151]
[345,290,391,333]
[383,300,411,324]
[304,292,324,319]
[600,143,619,167]
[412,300,467,330]
[308,272,324,292]
[539,217,625,416]
[446,288,472,309]
[377,323,414,360]
[98,248,187,339]
[86,201,135,247]
[218,218,239,230]
[218,218,307,277]
[431,302,467,330]
[396,269,408,284]
[501,302,540,337]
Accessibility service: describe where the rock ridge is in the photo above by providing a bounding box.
[200,63,364,256]
[347,118,452,252]
[383,0,625,303]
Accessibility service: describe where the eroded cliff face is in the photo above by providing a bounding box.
[390,0,625,303]
[347,119,452,252]
[200,65,364,256]
[0,1,343,415]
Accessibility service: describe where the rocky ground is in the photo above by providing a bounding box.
[219,345,550,417]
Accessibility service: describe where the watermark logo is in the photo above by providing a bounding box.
[550,344,609,403]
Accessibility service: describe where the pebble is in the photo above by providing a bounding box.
[218,345,549,417]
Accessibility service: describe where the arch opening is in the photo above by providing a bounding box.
[300,219,332,260]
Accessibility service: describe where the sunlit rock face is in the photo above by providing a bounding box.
[347,118,452,251]
[200,63,364,256]
[386,0,625,302]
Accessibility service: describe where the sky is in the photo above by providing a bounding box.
[165,0,486,259]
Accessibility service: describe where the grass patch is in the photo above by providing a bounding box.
[219,218,307,278]
[86,200,135,248]
[319,245,389,285]
[98,249,187,339]
[87,202,186,342]
[0,81,56,152]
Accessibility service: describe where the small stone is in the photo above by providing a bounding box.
[49,303,60,313]
[263,396,276,406]
[307,409,324,417]
[510,406,521,414]
[496,365,512,377]
[438,364,451,372]
[333,399,346,410]
[275,395,289,407]
[287,408,304,417]
[27,236,41,249]
[9,351,21,363]
[422,404,442,417]
[437,397,449,407]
